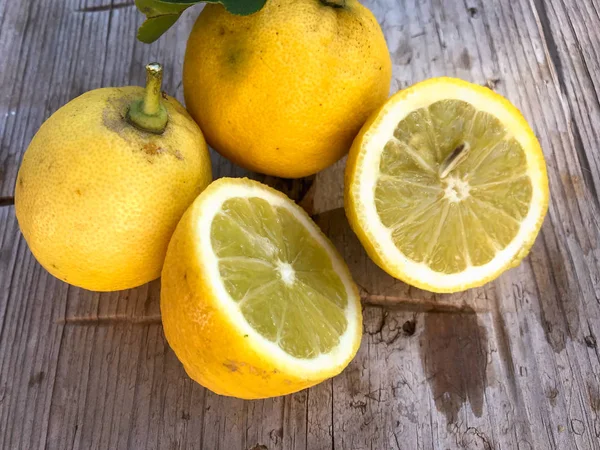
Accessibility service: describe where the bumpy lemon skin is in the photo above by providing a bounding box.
[15,87,212,292]
[183,0,392,178]
[344,77,550,293]
[161,178,362,399]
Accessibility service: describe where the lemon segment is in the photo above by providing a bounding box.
[345,77,549,293]
[161,178,362,399]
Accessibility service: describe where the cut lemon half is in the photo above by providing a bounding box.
[345,77,549,293]
[161,177,362,399]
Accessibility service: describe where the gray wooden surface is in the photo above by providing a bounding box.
[1,0,600,449]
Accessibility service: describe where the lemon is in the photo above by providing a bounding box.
[183,0,391,178]
[161,178,362,399]
[345,77,549,293]
[15,64,212,291]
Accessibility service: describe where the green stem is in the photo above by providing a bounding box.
[127,62,168,134]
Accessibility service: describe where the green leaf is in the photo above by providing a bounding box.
[135,0,267,44]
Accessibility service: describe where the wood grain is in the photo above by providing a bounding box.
[1,0,600,448]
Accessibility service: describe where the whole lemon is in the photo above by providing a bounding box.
[15,64,212,291]
[183,0,392,178]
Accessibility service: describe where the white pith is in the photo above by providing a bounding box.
[443,176,471,203]
[277,261,296,285]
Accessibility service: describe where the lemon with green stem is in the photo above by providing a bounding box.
[15,63,212,291]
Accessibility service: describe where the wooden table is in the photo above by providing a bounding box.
[1,0,599,448]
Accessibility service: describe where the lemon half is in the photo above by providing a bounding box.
[345,77,549,293]
[161,178,362,399]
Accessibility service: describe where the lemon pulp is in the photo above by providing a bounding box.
[211,197,348,359]
[375,99,533,274]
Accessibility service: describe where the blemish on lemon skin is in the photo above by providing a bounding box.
[141,143,184,161]
[228,48,244,66]
[102,96,131,135]
[142,142,165,156]
[75,189,82,196]
[223,360,240,372]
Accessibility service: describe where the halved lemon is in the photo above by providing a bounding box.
[345,77,549,293]
[161,177,362,399]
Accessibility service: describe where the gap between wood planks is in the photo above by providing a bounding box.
[0,197,14,207]
[74,2,134,13]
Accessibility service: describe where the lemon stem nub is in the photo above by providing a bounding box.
[127,62,168,134]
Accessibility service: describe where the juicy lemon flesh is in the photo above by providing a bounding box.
[210,197,348,359]
[375,99,533,274]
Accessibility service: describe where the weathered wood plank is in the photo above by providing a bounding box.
[0,209,598,450]
[1,0,600,448]
[0,206,70,450]
[313,0,600,448]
